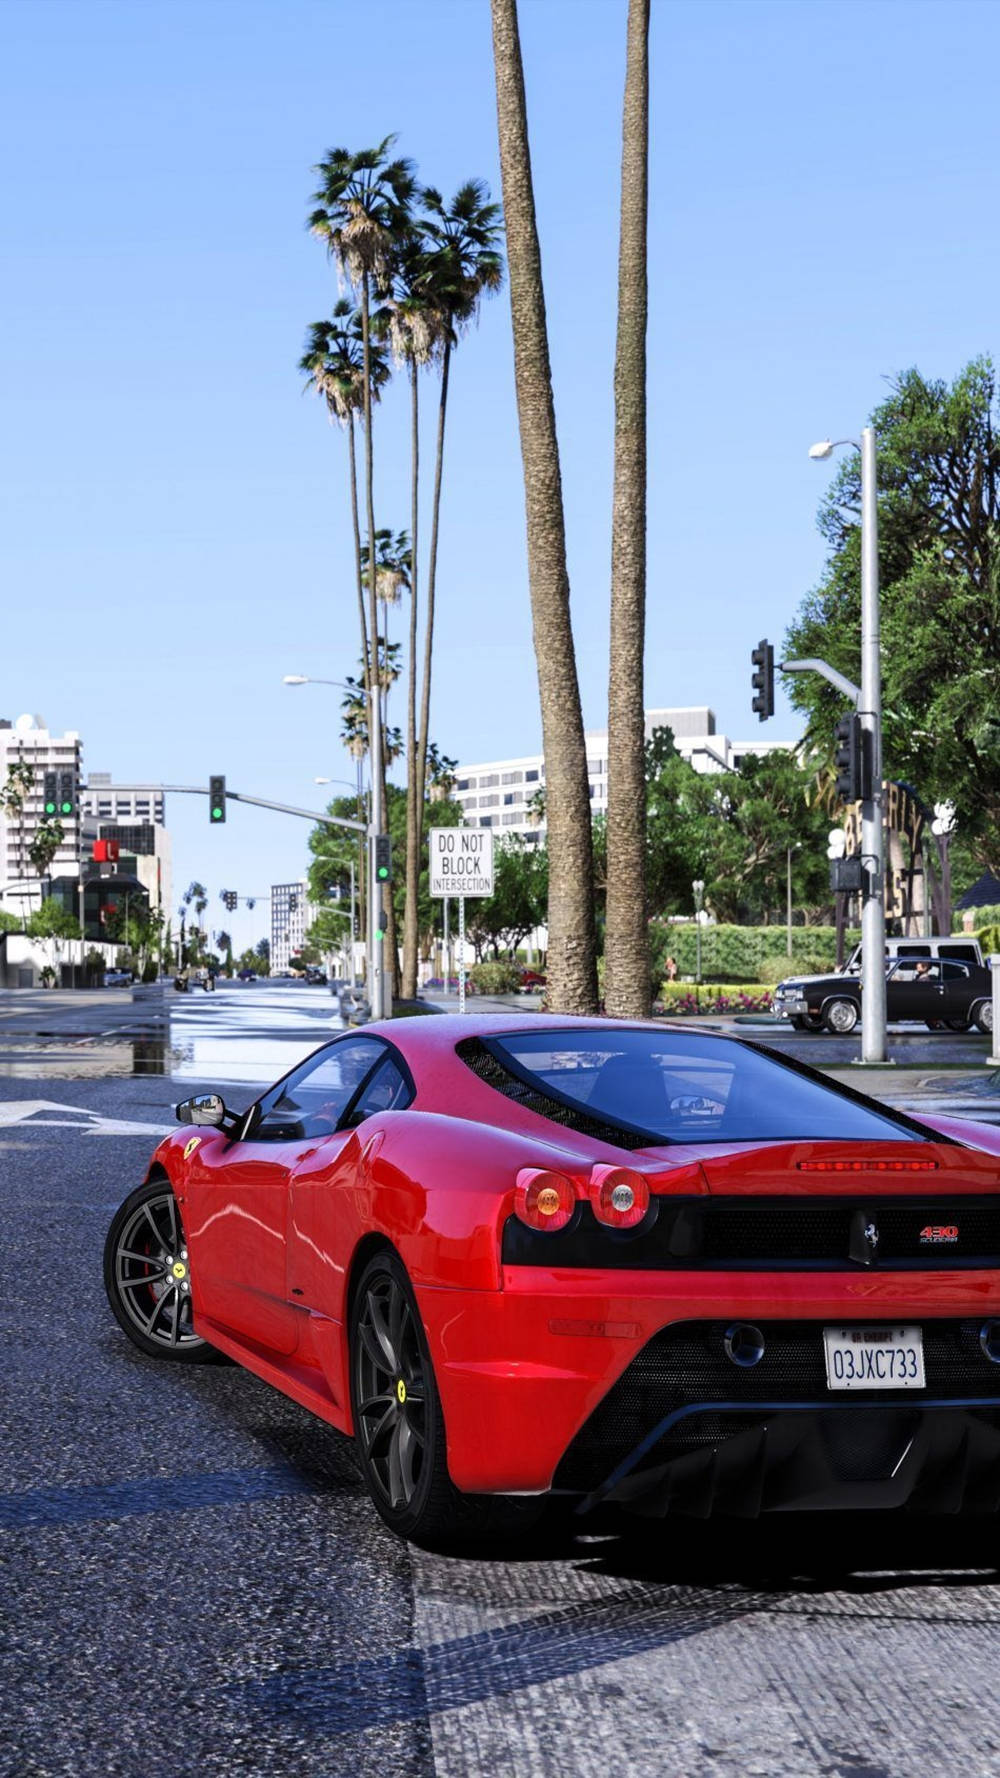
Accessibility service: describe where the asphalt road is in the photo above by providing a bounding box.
[2,984,1000,1776]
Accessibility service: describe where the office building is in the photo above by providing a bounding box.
[271,881,313,973]
[81,774,172,924]
[0,715,83,905]
[453,707,790,842]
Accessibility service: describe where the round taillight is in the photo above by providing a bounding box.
[514,1168,577,1232]
[589,1165,650,1230]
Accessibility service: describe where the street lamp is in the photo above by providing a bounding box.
[809,428,887,1064]
[931,801,957,938]
[786,843,802,958]
[692,879,705,984]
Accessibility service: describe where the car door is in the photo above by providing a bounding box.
[286,1047,415,1313]
[184,1037,388,1354]
[885,957,937,1022]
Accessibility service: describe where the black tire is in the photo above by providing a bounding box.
[103,1179,220,1363]
[926,1018,970,1033]
[972,999,993,1035]
[788,1015,807,1031]
[822,997,859,1035]
[349,1250,542,1548]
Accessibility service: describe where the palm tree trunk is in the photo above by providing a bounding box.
[413,335,451,959]
[402,357,421,998]
[347,417,370,700]
[490,0,598,1014]
[605,0,651,1019]
[360,272,394,1000]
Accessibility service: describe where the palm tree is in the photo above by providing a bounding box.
[299,301,390,729]
[402,180,505,998]
[310,142,416,1008]
[489,0,599,1013]
[604,0,651,1019]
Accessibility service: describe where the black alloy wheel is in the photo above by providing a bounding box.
[103,1180,219,1363]
[349,1250,541,1547]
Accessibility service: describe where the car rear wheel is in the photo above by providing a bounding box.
[972,999,993,1035]
[103,1180,221,1363]
[823,997,859,1034]
[349,1250,541,1548]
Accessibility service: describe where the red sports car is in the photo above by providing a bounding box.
[103,1015,1000,1544]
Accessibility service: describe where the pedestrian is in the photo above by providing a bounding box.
[664,955,678,981]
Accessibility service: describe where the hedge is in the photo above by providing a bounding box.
[656,924,858,984]
[468,959,522,994]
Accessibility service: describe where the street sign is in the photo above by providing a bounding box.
[429,827,495,898]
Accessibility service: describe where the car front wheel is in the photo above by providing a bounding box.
[349,1250,541,1548]
[823,997,859,1034]
[103,1180,220,1363]
[972,999,994,1035]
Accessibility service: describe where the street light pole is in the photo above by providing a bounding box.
[858,426,887,1064]
[692,879,705,984]
[809,431,886,1063]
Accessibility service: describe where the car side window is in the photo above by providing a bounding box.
[249,1038,387,1142]
[892,959,939,983]
[942,961,969,983]
[345,1054,413,1125]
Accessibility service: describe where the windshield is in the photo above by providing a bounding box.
[488,1029,926,1145]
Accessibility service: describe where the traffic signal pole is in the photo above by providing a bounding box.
[858,425,887,1064]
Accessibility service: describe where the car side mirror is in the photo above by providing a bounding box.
[175,1093,228,1128]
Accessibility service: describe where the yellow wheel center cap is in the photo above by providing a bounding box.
[396,1378,407,1405]
[172,1261,187,1280]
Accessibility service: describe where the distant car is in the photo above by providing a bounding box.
[304,965,327,985]
[104,968,133,987]
[104,1014,1000,1546]
[518,968,546,993]
[237,969,257,982]
[774,956,993,1034]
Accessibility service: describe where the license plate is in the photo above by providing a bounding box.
[823,1325,925,1391]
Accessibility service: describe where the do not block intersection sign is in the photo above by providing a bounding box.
[429,827,495,898]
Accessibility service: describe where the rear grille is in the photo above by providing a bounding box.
[502,1195,1000,1270]
[554,1318,1000,1490]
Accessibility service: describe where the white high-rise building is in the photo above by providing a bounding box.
[0,715,83,905]
[453,707,790,842]
[271,881,312,973]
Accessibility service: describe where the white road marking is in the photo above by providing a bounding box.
[0,1099,172,1136]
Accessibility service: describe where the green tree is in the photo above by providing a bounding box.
[785,358,1000,871]
[404,179,505,999]
[490,0,598,1013]
[310,141,417,995]
[27,898,80,940]
[299,299,391,693]
[27,819,64,880]
[465,837,548,959]
[605,0,651,1020]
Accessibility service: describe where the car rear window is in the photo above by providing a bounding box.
[484,1029,927,1145]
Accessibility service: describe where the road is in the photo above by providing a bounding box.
[2,982,1000,1776]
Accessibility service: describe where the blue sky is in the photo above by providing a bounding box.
[2,0,997,954]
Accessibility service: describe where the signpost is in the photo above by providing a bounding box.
[429,828,495,1012]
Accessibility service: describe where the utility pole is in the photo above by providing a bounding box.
[858,426,887,1063]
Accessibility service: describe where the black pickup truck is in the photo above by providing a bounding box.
[773,955,993,1035]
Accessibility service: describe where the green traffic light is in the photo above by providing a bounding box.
[60,801,73,815]
[211,806,223,820]
[44,801,56,816]
[377,865,389,880]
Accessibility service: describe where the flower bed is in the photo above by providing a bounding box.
[653,982,773,1017]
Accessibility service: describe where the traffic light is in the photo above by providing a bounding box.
[750,639,774,722]
[374,834,392,884]
[43,771,58,817]
[209,775,226,823]
[834,713,865,802]
[57,770,76,819]
[220,889,237,912]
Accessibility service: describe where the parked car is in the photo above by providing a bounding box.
[104,968,133,988]
[517,967,547,993]
[303,965,327,985]
[237,969,257,982]
[103,1015,1000,1546]
[774,955,993,1033]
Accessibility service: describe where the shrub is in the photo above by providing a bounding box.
[976,924,1000,958]
[755,954,831,984]
[468,959,521,995]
